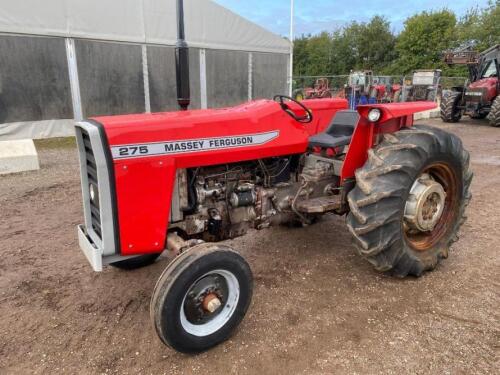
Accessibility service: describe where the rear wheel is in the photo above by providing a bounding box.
[150,243,253,353]
[440,92,462,123]
[487,96,500,127]
[346,125,472,277]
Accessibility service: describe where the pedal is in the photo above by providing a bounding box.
[296,196,341,213]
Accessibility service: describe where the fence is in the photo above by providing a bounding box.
[292,74,468,99]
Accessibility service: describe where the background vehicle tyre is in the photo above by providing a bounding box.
[346,125,472,277]
[440,92,462,122]
[150,243,253,353]
[110,253,161,270]
[487,96,500,127]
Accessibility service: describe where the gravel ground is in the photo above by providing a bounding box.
[0,117,498,374]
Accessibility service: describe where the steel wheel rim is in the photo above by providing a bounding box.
[180,269,240,337]
[404,162,459,251]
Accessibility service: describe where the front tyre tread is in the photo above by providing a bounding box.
[150,244,253,353]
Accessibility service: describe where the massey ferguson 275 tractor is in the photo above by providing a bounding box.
[441,44,499,126]
[74,1,472,353]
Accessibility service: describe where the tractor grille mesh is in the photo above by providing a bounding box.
[81,130,102,239]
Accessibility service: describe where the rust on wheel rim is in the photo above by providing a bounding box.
[404,162,459,251]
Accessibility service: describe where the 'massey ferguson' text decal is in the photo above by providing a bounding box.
[111,131,280,159]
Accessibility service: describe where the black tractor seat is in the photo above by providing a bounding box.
[308,110,359,149]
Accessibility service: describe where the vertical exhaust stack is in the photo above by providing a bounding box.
[176,0,190,110]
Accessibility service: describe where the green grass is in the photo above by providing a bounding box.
[34,137,76,150]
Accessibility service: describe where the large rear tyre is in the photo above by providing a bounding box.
[487,96,500,127]
[346,125,472,277]
[440,92,462,123]
[110,253,161,270]
[150,243,253,353]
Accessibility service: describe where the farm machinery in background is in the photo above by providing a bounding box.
[293,78,333,100]
[402,70,442,102]
[441,44,499,126]
[342,70,401,109]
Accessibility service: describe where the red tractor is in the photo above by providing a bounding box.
[441,44,499,126]
[294,77,332,100]
[74,1,472,353]
[373,75,403,103]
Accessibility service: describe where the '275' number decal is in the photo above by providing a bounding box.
[118,146,149,156]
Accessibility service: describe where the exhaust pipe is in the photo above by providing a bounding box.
[175,0,190,110]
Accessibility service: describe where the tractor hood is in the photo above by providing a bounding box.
[467,77,498,102]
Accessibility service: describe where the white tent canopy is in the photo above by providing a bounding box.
[0,0,291,54]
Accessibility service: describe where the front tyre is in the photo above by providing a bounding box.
[487,96,500,127]
[440,92,462,123]
[346,125,472,277]
[150,244,253,353]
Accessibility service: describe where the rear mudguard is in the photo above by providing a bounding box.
[341,101,437,180]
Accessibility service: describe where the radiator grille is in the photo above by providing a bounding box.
[81,130,102,239]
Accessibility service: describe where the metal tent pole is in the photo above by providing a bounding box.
[288,0,294,96]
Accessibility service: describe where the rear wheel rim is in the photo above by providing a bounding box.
[404,163,459,251]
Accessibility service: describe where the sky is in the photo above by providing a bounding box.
[214,0,491,37]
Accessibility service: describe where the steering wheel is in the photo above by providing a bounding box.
[273,95,313,123]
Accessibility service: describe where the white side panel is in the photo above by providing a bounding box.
[0,139,39,175]
[0,0,68,36]
[67,0,145,43]
[0,119,75,140]
[0,0,291,54]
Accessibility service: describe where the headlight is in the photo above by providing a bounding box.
[368,108,381,122]
[89,183,97,202]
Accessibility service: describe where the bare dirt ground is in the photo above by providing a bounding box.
[0,118,499,374]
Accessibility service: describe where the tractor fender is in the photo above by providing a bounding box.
[341,102,437,180]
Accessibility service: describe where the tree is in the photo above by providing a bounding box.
[394,10,457,73]
[456,1,500,50]
[291,3,499,78]
[357,16,397,71]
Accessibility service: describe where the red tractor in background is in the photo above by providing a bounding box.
[293,77,332,100]
[73,0,473,354]
[441,44,499,126]
[373,75,402,103]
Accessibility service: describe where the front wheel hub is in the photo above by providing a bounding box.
[404,173,446,232]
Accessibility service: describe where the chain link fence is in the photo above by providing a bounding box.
[293,74,468,102]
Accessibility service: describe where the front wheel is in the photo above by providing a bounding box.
[150,243,253,353]
[440,92,462,123]
[346,125,472,277]
[487,96,500,127]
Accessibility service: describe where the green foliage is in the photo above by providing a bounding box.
[395,10,457,73]
[293,2,499,77]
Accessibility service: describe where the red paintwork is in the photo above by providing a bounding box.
[92,99,433,256]
[469,77,499,101]
[341,101,437,179]
[93,99,347,255]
